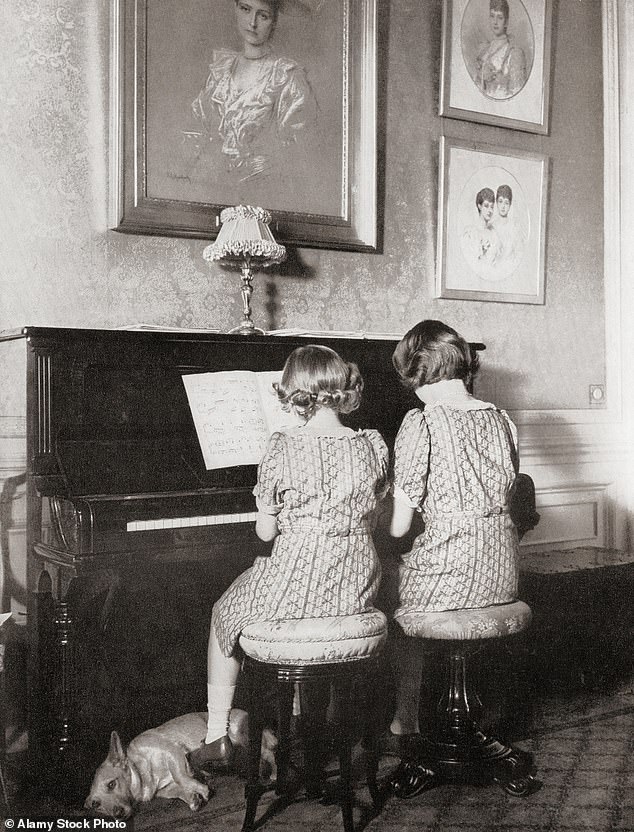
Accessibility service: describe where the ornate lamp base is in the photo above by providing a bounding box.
[228,321,266,336]
[227,262,266,336]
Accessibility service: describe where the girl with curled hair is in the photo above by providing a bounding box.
[274,343,363,419]
[388,320,521,798]
[190,344,389,772]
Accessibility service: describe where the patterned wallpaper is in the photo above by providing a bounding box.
[0,0,604,413]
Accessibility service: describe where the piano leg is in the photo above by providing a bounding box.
[26,571,55,795]
[52,601,76,763]
[28,570,107,804]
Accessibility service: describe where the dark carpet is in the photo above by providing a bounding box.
[4,687,634,832]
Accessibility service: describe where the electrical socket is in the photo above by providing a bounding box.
[589,384,605,406]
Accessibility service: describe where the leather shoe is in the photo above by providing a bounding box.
[188,735,234,770]
[391,760,435,799]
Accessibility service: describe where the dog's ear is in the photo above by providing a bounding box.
[107,731,127,767]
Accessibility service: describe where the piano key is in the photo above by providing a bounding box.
[127,511,258,532]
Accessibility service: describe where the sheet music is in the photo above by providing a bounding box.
[117,323,222,333]
[182,370,297,469]
[266,328,402,340]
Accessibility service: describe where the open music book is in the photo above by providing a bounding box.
[182,370,299,469]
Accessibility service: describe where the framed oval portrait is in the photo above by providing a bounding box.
[440,0,553,134]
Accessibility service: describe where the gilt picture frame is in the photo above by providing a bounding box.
[439,0,553,134]
[436,136,548,304]
[109,0,378,251]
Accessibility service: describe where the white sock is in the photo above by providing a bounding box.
[205,682,236,744]
[389,639,424,735]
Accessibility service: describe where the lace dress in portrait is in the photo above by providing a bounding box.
[476,36,527,99]
[192,49,317,184]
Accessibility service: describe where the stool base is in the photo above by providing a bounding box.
[241,656,385,832]
[392,740,541,799]
[393,644,540,799]
[392,731,538,797]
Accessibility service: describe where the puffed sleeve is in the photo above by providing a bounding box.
[499,409,520,473]
[506,45,527,96]
[192,50,235,126]
[273,62,317,145]
[392,409,431,509]
[252,431,286,515]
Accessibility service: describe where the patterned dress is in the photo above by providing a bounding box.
[212,429,389,657]
[393,404,520,614]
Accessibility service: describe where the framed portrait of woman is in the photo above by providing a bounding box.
[436,136,548,304]
[110,0,379,251]
[439,0,553,134]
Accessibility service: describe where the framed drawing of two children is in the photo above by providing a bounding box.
[436,136,548,305]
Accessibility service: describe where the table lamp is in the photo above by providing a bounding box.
[203,205,286,335]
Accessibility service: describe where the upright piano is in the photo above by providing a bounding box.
[3,326,431,797]
[2,326,490,798]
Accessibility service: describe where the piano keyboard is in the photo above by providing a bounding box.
[127,512,257,532]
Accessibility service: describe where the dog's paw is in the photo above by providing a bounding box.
[188,784,211,812]
[190,794,204,812]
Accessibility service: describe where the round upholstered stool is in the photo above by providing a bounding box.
[238,609,388,832]
[392,600,539,797]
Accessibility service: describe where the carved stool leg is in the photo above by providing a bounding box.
[361,666,383,807]
[275,679,295,797]
[333,675,355,832]
[299,679,330,798]
[242,662,267,832]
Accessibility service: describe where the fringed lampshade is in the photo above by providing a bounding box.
[203,205,286,335]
